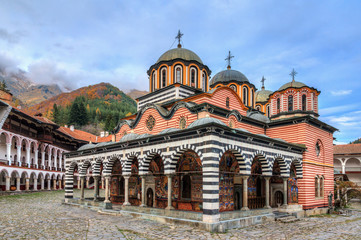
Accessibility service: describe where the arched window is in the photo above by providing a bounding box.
[302,94,307,111]
[277,98,280,114]
[266,105,270,118]
[190,68,197,88]
[202,72,206,91]
[288,95,293,111]
[316,141,321,157]
[229,84,237,92]
[226,97,230,108]
[315,176,319,197]
[152,71,156,92]
[256,106,261,111]
[251,89,254,108]
[242,87,248,106]
[175,66,182,83]
[161,68,167,88]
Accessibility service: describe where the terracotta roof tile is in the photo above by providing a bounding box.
[334,143,361,155]
[59,127,98,142]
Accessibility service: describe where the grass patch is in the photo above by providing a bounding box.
[345,217,361,223]
[309,214,335,218]
[0,190,62,199]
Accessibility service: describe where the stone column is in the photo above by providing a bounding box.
[26,147,31,167]
[5,176,10,191]
[283,178,288,206]
[41,178,44,190]
[33,178,38,191]
[264,177,271,209]
[41,151,45,169]
[25,178,30,191]
[53,179,57,190]
[123,176,130,206]
[16,145,21,166]
[80,177,85,200]
[16,177,21,191]
[103,176,112,209]
[34,150,38,169]
[6,143,11,165]
[140,176,146,207]
[48,153,52,170]
[341,162,346,174]
[166,175,174,210]
[77,178,81,189]
[53,154,57,171]
[93,176,99,201]
[241,176,249,210]
[58,179,62,189]
[86,178,89,189]
[47,179,51,190]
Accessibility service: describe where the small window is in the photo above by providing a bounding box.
[251,89,254,108]
[202,72,206,91]
[256,106,261,111]
[226,97,230,108]
[277,98,280,114]
[230,84,237,92]
[302,94,307,111]
[176,67,182,83]
[315,176,318,197]
[179,117,186,129]
[161,68,167,88]
[146,115,156,131]
[316,142,321,157]
[266,105,270,118]
[243,87,248,106]
[191,69,196,87]
[288,95,293,111]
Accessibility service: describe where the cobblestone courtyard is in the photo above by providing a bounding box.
[0,190,361,240]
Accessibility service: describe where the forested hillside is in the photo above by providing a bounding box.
[29,82,137,133]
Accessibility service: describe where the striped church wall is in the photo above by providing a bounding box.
[266,122,334,209]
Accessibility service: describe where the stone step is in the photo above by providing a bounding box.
[278,216,299,223]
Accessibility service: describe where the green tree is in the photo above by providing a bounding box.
[69,102,80,125]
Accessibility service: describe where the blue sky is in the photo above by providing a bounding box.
[0,0,361,144]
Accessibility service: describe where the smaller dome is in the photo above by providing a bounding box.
[247,111,270,123]
[188,117,227,128]
[119,133,139,142]
[136,133,152,139]
[210,69,249,86]
[95,142,114,148]
[255,88,273,102]
[278,80,307,91]
[157,47,203,64]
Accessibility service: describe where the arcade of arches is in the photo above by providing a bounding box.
[68,150,300,213]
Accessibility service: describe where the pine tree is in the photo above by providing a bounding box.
[69,102,80,125]
[53,103,60,123]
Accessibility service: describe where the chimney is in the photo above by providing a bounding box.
[70,125,74,131]
[112,134,116,142]
[105,131,109,137]
[64,125,68,128]
[100,131,105,137]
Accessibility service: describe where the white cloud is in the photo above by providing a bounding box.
[330,90,352,96]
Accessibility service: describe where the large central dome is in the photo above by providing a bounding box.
[157,47,203,64]
[210,69,249,86]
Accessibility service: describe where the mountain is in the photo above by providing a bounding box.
[0,70,62,106]
[27,82,137,132]
[126,89,148,99]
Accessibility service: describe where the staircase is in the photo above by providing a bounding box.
[274,211,299,223]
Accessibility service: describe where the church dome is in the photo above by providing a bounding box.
[157,47,203,64]
[210,69,249,86]
[255,89,273,102]
[278,80,307,91]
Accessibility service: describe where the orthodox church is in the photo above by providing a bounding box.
[64,32,336,231]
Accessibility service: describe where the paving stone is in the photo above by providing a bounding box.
[0,190,361,239]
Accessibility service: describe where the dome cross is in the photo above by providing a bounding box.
[261,76,266,89]
[290,68,297,81]
[175,30,184,48]
[225,51,234,70]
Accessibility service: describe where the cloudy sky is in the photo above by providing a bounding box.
[1,0,361,144]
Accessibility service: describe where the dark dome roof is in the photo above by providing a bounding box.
[278,80,307,91]
[157,47,203,64]
[210,69,249,86]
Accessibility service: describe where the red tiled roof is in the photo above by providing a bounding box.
[334,143,361,155]
[59,126,98,142]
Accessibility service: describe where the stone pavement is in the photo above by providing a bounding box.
[0,190,360,239]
